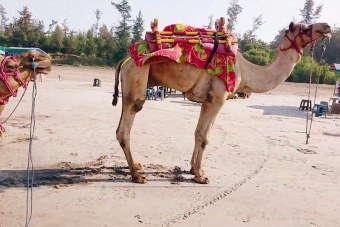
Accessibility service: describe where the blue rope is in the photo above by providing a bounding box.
[31,62,38,70]
[25,76,37,227]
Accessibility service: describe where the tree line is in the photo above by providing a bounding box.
[0,0,339,84]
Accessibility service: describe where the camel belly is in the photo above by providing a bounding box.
[149,61,216,102]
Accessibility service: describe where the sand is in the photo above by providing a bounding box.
[0,65,339,227]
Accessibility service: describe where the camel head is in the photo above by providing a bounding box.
[0,51,52,99]
[280,22,332,54]
[0,51,52,84]
[15,51,52,75]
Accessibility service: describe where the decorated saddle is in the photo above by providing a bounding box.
[128,17,238,92]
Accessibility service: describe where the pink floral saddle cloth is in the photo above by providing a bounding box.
[128,18,238,93]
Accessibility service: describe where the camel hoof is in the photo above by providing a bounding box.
[133,163,143,170]
[190,168,205,176]
[193,176,209,184]
[132,176,147,184]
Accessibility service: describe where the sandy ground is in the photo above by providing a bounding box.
[0,65,340,227]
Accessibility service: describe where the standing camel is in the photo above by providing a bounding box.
[112,22,331,184]
[0,51,52,136]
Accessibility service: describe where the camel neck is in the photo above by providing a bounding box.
[237,49,301,93]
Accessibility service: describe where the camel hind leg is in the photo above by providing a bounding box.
[116,63,149,183]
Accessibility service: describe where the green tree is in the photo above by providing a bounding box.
[0,4,8,32]
[203,14,214,29]
[111,0,132,63]
[289,56,336,84]
[226,0,243,32]
[84,29,97,56]
[300,0,323,24]
[62,19,69,36]
[62,31,78,54]
[46,19,57,35]
[96,24,116,62]
[93,9,102,37]
[29,20,45,47]
[239,15,264,48]
[314,27,340,64]
[0,5,9,44]
[242,42,274,65]
[131,10,144,44]
[50,25,64,52]
[270,27,286,49]
[10,6,45,47]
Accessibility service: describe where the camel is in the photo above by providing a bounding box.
[112,21,331,184]
[0,51,52,136]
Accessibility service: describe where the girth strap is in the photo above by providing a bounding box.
[204,34,219,69]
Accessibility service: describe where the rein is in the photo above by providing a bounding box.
[0,56,28,105]
[278,24,329,144]
[305,41,327,144]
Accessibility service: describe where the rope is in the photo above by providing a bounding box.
[25,78,37,227]
[0,84,29,124]
[305,41,327,144]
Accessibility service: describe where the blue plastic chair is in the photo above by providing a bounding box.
[146,87,155,100]
[313,104,327,117]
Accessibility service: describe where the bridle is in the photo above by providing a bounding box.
[279,24,317,55]
[0,55,34,105]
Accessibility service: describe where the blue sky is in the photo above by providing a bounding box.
[1,0,339,43]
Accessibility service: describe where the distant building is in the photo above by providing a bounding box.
[0,46,48,56]
[329,63,340,74]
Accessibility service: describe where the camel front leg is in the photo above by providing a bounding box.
[0,105,5,139]
[190,89,228,184]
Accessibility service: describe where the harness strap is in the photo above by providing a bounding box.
[0,96,9,105]
[0,56,28,104]
[279,34,303,55]
[279,24,316,55]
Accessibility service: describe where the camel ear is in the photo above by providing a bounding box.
[289,22,295,32]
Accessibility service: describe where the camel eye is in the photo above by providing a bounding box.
[302,28,310,33]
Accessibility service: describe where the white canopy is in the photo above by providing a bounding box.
[334,64,340,70]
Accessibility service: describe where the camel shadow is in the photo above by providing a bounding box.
[247,105,307,119]
[167,94,202,106]
[169,100,202,106]
[0,165,194,189]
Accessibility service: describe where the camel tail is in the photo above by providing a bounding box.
[112,56,131,106]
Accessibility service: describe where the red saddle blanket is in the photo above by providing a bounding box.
[128,24,237,93]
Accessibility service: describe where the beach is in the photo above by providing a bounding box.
[0,65,339,227]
